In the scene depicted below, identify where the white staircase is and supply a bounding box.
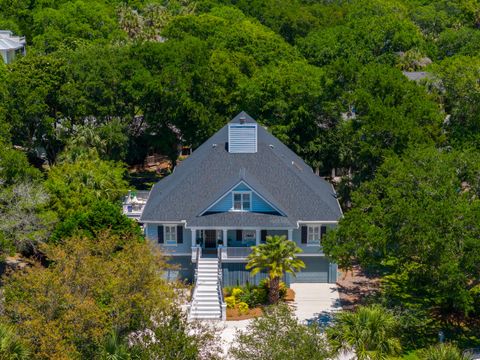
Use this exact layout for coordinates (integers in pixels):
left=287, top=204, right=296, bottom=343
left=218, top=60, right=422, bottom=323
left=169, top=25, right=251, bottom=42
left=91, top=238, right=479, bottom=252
left=189, top=257, right=225, bottom=320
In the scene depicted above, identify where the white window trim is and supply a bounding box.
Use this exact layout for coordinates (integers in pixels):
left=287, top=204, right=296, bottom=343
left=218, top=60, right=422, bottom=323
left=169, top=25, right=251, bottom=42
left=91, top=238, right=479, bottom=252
left=307, top=225, right=321, bottom=246
left=164, top=225, right=177, bottom=246
left=231, top=191, right=252, bottom=212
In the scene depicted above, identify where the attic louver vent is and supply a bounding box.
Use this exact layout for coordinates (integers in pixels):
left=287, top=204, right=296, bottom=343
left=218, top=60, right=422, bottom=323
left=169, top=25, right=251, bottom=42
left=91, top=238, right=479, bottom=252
left=228, top=123, right=257, bottom=153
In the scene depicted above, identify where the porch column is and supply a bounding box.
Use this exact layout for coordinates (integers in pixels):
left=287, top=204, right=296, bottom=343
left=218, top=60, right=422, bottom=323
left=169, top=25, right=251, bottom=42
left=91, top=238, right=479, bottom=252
left=222, top=229, right=228, bottom=246
left=288, top=228, right=293, bottom=241
left=191, top=227, right=196, bottom=246
left=256, top=229, right=261, bottom=245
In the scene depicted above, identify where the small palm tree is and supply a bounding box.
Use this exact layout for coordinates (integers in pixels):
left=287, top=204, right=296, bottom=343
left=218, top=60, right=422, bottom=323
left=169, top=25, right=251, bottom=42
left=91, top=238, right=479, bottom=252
left=327, top=305, right=401, bottom=360
left=100, top=331, right=130, bottom=360
left=246, top=235, right=305, bottom=304
left=421, top=343, right=465, bottom=360
left=0, top=323, right=29, bottom=360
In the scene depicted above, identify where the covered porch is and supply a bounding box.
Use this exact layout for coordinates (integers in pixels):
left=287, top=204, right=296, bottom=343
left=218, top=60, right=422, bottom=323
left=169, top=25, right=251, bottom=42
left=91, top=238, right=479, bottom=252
left=190, top=228, right=290, bottom=261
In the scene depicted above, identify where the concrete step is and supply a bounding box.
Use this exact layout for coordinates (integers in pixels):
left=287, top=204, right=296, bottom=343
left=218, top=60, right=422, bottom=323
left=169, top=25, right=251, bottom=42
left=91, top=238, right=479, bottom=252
left=194, top=294, right=219, bottom=300
left=190, top=309, right=221, bottom=317
left=198, top=265, right=219, bottom=270
left=190, top=314, right=221, bottom=320
left=193, top=300, right=220, bottom=305
left=196, top=287, right=218, bottom=291
left=193, top=305, right=221, bottom=311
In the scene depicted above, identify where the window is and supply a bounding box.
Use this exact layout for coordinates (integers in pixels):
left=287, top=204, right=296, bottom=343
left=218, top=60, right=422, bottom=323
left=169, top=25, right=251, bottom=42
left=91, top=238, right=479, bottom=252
left=165, top=225, right=177, bottom=245
left=307, top=225, right=321, bottom=245
left=232, top=192, right=251, bottom=211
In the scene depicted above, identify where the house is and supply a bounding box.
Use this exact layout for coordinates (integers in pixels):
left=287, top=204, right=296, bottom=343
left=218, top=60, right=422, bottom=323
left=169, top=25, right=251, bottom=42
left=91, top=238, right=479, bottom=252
left=0, top=30, right=26, bottom=64
left=140, top=111, right=343, bottom=319
left=122, top=190, right=150, bottom=221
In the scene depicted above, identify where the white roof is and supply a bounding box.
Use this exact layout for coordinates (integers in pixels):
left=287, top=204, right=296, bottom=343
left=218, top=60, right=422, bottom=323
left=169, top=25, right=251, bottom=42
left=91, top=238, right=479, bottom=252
left=0, top=30, right=25, bottom=51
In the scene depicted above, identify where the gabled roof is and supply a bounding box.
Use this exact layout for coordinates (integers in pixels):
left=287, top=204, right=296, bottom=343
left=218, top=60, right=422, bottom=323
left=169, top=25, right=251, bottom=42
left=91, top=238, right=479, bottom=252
left=140, top=112, right=342, bottom=227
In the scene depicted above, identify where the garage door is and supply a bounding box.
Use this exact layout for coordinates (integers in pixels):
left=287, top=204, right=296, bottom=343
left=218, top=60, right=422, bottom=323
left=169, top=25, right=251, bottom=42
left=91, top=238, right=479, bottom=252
left=291, top=257, right=330, bottom=283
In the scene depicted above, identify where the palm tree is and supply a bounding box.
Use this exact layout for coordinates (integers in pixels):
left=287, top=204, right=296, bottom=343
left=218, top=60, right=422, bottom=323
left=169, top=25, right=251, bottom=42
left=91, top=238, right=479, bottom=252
left=246, top=235, right=305, bottom=304
left=0, top=323, right=29, bottom=360
left=421, top=344, right=465, bottom=360
left=327, top=305, right=401, bottom=360
left=100, top=331, right=130, bottom=360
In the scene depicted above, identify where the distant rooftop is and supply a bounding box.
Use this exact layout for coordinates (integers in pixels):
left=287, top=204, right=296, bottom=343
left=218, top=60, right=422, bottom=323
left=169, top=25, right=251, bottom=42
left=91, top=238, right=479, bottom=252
left=402, top=71, right=430, bottom=81
left=0, top=30, right=26, bottom=51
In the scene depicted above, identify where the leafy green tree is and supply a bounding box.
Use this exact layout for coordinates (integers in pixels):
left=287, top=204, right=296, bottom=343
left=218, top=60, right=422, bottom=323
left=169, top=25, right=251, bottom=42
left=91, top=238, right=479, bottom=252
left=239, top=60, right=339, bottom=173
left=50, top=199, right=141, bottom=244
left=0, top=323, right=30, bottom=360
left=0, top=145, right=56, bottom=256
left=31, top=0, right=121, bottom=53
left=128, top=311, right=222, bottom=360
left=3, top=231, right=177, bottom=359
left=4, top=54, right=67, bottom=162
left=45, top=152, right=128, bottom=219
left=420, top=343, right=465, bottom=360
left=323, top=147, right=480, bottom=319
left=327, top=305, right=402, bottom=360
left=246, top=235, right=304, bottom=304
left=432, top=55, right=480, bottom=146
left=230, top=304, right=329, bottom=360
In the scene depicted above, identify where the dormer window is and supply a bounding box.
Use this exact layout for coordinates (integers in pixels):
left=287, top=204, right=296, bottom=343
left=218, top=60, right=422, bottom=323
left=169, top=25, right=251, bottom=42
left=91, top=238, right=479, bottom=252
left=233, top=192, right=251, bottom=211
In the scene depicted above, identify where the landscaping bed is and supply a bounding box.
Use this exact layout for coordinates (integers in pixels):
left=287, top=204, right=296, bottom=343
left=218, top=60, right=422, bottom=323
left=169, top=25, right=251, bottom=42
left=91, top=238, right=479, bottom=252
left=224, top=280, right=295, bottom=321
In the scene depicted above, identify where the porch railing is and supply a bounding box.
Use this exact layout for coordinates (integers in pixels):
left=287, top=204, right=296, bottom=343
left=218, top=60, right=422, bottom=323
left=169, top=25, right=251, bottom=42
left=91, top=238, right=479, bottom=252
left=191, top=246, right=202, bottom=262
left=226, top=247, right=252, bottom=259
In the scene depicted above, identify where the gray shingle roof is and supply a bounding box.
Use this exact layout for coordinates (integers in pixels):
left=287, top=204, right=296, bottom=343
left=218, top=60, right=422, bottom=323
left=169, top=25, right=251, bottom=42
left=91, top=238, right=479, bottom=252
left=140, top=111, right=342, bottom=227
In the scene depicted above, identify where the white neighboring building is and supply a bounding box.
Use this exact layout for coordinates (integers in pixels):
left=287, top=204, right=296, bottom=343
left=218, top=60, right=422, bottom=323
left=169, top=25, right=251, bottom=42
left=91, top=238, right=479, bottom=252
left=0, top=30, right=26, bottom=64
left=122, top=190, right=150, bottom=221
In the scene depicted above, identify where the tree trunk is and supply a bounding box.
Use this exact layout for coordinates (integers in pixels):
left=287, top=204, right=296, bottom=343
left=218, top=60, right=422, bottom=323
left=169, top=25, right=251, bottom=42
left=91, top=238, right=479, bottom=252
left=268, top=276, right=280, bottom=304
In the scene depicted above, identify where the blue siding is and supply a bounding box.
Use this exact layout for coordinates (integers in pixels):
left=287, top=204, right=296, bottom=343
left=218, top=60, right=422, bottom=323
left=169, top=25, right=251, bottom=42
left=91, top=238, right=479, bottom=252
left=291, top=224, right=336, bottom=255
left=222, top=262, right=290, bottom=287
left=207, top=183, right=278, bottom=213
left=164, top=256, right=194, bottom=283
left=145, top=224, right=193, bottom=255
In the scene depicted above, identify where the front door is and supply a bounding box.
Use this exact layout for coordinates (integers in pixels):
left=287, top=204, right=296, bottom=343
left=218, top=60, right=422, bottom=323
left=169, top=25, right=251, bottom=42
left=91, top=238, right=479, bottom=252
left=204, top=230, right=217, bottom=249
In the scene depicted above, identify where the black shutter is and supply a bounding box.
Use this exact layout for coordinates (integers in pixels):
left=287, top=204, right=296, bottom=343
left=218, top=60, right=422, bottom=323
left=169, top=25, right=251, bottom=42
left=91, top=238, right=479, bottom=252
left=301, top=226, right=308, bottom=244
left=177, top=226, right=183, bottom=244
left=158, top=225, right=164, bottom=244
left=320, top=225, right=327, bottom=240
left=261, top=230, right=267, bottom=243
left=236, top=229, right=242, bottom=242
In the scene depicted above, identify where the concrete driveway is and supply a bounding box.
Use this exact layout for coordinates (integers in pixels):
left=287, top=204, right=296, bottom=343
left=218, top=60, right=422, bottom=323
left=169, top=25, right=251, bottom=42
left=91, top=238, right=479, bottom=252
left=290, top=283, right=342, bottom=323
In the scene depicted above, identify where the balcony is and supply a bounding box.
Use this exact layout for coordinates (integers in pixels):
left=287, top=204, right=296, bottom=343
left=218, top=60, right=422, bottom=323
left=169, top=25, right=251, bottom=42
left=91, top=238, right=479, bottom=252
left=218, top=245, right=252, bottom=261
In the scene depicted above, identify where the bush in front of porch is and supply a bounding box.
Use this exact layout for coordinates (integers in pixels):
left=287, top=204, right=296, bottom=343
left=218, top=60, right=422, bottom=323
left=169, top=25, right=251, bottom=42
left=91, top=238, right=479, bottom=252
left=224, top=279, right=294, bottom=320
left=246, top=235, right=305, bottom=304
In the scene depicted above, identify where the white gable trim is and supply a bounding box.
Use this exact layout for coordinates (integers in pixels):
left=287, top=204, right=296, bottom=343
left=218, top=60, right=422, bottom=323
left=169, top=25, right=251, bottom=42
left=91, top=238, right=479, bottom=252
left=198, top=180, right=286, bottom=216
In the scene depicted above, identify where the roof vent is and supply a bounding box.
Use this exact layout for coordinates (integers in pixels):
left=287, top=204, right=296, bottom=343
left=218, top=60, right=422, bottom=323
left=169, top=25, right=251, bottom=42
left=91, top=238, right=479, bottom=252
left=228, top=123, right=257, bottom=153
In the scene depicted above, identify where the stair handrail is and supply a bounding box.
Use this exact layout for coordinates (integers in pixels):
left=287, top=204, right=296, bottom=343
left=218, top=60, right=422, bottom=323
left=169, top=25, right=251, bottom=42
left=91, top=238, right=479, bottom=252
left=189, top=247, right=202, bottom=319
left=218, top=247, right=226, bottom=320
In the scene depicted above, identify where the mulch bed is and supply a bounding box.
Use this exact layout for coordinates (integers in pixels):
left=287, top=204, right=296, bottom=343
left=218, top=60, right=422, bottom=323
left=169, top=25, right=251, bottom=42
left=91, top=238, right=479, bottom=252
left=227, top=307, right=263, bottom=321
left=226, top=288, right=296, bottom=320
left=336, top=265, right=380, bottom=310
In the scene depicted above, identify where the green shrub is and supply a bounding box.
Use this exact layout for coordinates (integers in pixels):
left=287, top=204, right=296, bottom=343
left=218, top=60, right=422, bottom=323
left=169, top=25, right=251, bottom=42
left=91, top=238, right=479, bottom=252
left=226, top=296, right=236, bottom=309
left=240, top=287, right=268, bottom=308
left=224, top=287, right=233, bottom=297
left=238, top=302, right=249, bottom=315
left=232, top=288, right=243, bottom=299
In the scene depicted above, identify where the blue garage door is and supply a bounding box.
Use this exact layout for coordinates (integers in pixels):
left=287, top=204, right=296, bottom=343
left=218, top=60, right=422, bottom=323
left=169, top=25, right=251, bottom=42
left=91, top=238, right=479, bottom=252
left=291, top=257, right=332, bottom=283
